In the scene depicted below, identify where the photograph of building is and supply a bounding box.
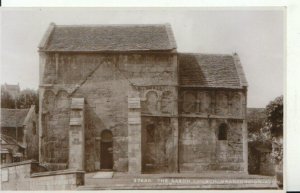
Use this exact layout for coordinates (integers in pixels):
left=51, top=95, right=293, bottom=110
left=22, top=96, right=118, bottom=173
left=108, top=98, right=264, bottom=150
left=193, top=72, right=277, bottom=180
left=0, top=8, right=284, bottom=190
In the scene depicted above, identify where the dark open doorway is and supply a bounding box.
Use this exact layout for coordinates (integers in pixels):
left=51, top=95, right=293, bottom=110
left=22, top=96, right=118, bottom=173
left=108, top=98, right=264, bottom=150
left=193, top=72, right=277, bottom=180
left=100, top=130, right=113, bottom=170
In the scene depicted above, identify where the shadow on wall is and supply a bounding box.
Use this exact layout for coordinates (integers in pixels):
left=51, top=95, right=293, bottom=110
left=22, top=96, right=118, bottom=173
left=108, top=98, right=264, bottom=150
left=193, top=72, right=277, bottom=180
left=84, top=103, right=106, bottom=172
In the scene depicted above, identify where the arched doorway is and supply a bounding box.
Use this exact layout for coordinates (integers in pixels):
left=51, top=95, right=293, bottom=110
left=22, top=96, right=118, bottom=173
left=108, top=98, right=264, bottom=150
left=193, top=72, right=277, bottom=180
left=100, top=130, right=113, bottom=170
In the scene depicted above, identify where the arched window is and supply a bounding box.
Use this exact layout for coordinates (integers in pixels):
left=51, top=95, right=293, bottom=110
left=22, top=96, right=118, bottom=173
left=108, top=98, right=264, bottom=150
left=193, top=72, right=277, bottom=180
left=218, top=123, right=228, bottom=140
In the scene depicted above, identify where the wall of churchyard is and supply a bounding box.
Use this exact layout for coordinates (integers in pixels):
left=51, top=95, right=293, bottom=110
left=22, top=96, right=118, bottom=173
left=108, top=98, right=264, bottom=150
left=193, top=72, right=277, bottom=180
left=40, top=52, right=177, bottom=172
left=1, top=161, right=84, bottom=190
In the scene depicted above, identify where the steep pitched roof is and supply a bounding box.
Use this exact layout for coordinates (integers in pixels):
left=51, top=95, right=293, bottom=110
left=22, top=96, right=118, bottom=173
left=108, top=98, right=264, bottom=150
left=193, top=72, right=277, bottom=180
left=178, top=53, right=248, bottom=89
left=39, top=23, right=177, bottom=52
left=0, top=108, right=30, bottom=128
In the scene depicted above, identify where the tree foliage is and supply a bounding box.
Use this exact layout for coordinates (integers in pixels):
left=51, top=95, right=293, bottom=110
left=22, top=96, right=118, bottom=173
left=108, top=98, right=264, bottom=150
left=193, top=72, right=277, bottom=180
left=265, top=95, right=283, bottom=165
left=247, top=108, right=270, bottom=143
left=265, top=95, right=283, bottom=137
left=16, top=89, right=39, bottom=112
left=1, top=88, right=39, bottom=112
left=247, top=96, right=283, bottom=165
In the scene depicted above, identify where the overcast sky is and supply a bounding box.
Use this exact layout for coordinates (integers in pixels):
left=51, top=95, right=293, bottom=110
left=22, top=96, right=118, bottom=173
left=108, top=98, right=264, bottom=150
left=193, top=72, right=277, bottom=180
left=0, top=8, right=284, bottom=108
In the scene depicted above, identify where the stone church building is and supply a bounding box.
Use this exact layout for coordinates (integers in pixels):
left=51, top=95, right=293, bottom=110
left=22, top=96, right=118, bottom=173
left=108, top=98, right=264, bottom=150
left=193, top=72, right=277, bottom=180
left=38, top=23, right=248, bottom=174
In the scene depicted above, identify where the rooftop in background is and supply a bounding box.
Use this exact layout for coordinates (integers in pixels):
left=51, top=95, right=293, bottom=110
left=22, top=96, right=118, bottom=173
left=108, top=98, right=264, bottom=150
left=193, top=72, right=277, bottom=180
left=0, top=107, right=34, bottom=128
left=39, top=23, right=177, bottom=52
left=179, top=53, right=248, bottom=89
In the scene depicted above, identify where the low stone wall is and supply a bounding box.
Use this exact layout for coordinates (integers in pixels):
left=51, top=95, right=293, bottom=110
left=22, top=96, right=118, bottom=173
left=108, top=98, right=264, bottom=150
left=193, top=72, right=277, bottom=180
left=1, top=160, right=84, bottom=190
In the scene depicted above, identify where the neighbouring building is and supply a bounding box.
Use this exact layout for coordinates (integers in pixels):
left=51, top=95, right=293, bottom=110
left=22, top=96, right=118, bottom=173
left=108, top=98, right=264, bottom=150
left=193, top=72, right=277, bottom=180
left=0, top=106, right=39, bottom=164
left=1, top=83, right=20, bottom=99
left=38, top=23, right=248, bottom=173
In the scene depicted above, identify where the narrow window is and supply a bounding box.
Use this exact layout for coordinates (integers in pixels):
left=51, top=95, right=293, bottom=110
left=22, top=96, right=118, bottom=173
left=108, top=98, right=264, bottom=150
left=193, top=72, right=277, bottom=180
left=32, top=121, right=37, bottom=135
left=218, top=123, right=228, bottom=140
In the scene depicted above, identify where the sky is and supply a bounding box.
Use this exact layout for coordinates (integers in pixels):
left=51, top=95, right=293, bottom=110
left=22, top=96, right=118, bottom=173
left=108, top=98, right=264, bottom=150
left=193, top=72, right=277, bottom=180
left=0, top=8, right=284, bottom=108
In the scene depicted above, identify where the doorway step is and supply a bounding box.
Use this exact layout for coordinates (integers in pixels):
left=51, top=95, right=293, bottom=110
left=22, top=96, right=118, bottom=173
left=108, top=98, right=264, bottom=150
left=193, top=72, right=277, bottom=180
left=91, top=171, right=114, bottom=179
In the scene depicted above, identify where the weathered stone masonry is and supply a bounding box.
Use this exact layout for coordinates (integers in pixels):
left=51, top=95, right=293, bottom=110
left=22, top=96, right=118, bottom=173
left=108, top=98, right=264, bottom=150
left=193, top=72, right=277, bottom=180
left=38, top=23, right=248, bottom=174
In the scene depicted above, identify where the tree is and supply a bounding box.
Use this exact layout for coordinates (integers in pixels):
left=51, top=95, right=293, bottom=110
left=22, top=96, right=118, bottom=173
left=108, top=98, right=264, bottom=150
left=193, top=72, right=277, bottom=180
left=265, top=95, right=283, bottom=188
left=16, top=89, right=39, bottom=112
left=247, top=108, right=271, bottom=143
left=1, top=88, right=16, bottom=108
left=264, top=96, right=283, bottom=165
left=265, top=95, right=283, bottom=138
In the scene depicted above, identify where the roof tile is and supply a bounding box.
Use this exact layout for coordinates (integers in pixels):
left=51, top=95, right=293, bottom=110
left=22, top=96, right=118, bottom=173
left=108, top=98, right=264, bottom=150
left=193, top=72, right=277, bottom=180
left=41, top=24, right=177, bottom=52
left=179, top=53, right=247, bottom=88
left=1, top=108, right=30, bottom=128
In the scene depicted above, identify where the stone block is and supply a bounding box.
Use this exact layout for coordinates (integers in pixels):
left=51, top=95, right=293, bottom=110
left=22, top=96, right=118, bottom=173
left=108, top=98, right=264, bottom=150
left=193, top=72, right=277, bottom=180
left=71, top=98, right=84, bottom=109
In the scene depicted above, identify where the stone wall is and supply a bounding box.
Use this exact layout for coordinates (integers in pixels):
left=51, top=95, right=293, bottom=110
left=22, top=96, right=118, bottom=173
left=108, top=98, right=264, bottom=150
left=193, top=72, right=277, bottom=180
left=39, top=51, right=247, bottom=173
left=259, top=152, right=275, bottom=176
left=40, top=52, right=176, bottom=172
left=40, top=89, right=70, bottom=168
left=141, top=117, right=173, bottom=172
left=179, top=89, right=245, bottom=118
left=248, top=142, right=275, bottom=176
left=178, top=88, right=246, bottom=173
left=1, top=161, right=84, bottom=190
left=179, top=118, right=244, bottom=172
